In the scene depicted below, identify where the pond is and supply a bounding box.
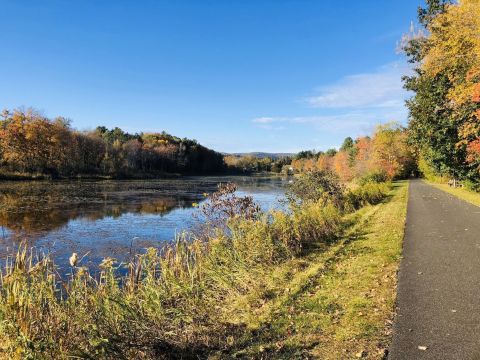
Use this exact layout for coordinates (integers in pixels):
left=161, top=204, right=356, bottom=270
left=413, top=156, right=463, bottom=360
left=0, top=176, right=288, bottom=270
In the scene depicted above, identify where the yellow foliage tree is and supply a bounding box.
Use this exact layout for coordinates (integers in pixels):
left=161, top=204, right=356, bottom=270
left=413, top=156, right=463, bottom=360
left=423, top=0, right=480, bottom=108
left=371, top=123, right=413, bottom=179
left=422, top=0, right=480, bottom=169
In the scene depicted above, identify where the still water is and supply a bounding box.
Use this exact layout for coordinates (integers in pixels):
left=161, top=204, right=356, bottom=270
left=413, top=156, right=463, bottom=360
left=0, top=176, right=287, bottom=269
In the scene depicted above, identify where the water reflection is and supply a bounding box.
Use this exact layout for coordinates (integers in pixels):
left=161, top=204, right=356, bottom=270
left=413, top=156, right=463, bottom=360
left=0, top=176, right=286, bottom=268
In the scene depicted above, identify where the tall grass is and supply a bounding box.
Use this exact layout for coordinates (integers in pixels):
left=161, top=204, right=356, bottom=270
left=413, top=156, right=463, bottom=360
left=345, top=182, right=391, bottom=211
left=0, top=180, right=390, bottom=359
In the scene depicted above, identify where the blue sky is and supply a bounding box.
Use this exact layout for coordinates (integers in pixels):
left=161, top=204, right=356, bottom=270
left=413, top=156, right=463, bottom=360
left=0, top=0, right=420, bottom=153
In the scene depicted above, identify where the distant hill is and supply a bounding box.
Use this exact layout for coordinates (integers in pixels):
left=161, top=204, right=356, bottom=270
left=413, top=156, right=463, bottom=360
left=226, top=152, right=294, bottom=159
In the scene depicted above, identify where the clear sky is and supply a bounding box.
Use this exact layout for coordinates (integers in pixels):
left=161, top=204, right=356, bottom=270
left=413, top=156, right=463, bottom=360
left=0, top=0, right=421, bottom=153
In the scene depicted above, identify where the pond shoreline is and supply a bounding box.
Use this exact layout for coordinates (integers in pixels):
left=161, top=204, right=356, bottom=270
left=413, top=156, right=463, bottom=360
left=0, top=170, right=282, bottom=182
left=0, top=176, right=288, bottom=269
left=0, top=171, right=187, bottom=182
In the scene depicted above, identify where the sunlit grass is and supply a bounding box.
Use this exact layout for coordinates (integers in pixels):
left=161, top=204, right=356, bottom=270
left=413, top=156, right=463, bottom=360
left=214, top=181, right=408, bottom=359
left=0, top=181, right=402, bottom=359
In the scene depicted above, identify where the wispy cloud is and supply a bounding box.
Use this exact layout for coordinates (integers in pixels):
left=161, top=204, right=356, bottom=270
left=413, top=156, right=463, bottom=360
left=252, top=108, right=406, bottom=135
left=252, top=117, right=279, bottom=124
left=249, top=61, right=410, bottom=151
left=305, top=62, right=409, bottom=109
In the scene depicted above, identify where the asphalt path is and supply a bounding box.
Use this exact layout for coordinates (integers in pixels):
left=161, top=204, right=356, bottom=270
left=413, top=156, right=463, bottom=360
left=389, top=180, right=480, bottom=359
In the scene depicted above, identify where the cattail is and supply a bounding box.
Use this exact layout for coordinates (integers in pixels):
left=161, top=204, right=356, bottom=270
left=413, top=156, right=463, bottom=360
left=99, top=257, right=115, bottom=269
left=69, top=253, right=78, bottom=267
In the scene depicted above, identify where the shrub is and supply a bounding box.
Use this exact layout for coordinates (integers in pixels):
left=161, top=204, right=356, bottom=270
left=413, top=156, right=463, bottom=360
left=269, top=210, right=299, bottom=254
left=291, top=203, right=344, bottom=250
left=228, top=216, right=287, bottom=266
left=286, top=170, right=345, bottom=208
left=463, top=179, right=480, bottom=192
left=358, top=171, right=388, bottom=185
left=345, top=182, right=390, bottom=211
left=267, top=203, right=344, bottom=254
left=417, top=156, right=448, bottom=183
left=196, top=182, right=261, bottom=238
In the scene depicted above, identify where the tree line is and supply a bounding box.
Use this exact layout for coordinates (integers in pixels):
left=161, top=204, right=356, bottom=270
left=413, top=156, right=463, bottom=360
left=0, top=108, right=225, bottom=178
left=224, top=154, right=292, bottom=173
left=403, top=0, right=480, bottom=187
left=290, top=123, right=416, bottom=182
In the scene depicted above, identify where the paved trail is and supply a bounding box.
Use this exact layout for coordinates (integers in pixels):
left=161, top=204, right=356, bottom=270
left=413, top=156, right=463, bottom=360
left=390, top=180, right=480, bottom=360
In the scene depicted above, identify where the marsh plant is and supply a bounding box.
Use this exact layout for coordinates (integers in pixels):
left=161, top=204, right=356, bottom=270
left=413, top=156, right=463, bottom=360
left=194, top=182, right=261, bottom=239
left=0, top=178, right=390, bottom=359
left=286, top=170, right=346, bottom=208
left=286, top=170, right=389, bottom=212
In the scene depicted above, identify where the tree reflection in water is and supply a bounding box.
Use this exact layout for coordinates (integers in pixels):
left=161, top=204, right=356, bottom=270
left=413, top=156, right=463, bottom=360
left=0, top=176, right=286, bottom=269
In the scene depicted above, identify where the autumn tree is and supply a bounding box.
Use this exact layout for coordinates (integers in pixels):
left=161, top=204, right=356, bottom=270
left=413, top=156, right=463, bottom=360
left=403, top=0, right=480, bottom=182
left=291, top=125, right=413, bottom=182
left=0, top=108, right=225, bottom=178
left=371, top=123, right=414, bottom=179
left=316, top=153, right=333, bottom=172
left=353, top=136, right=373, bottom=178
left=333, top=151, right=353, bottom=181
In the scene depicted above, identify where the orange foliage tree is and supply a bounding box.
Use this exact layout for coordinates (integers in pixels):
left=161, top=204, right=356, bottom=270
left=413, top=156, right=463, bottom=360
left=333, top=151, right=353, bottom=181
left=371, top=123, right=414, bottom=179
left=290, top=124, right=413, bottom=181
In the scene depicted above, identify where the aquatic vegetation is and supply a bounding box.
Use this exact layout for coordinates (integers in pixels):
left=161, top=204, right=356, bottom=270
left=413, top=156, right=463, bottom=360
left=0, top=180, right=391, bottom=359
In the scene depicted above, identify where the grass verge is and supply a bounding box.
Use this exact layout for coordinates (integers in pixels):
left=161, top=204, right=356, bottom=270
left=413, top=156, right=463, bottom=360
left=427, top=181, right=480, bottom=208
left=216, top=180, right=408, bottom=359
left=0, top=180, right=407, bottom=359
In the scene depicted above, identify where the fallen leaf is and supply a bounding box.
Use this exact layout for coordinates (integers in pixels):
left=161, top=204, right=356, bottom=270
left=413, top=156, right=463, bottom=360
left=355, top=350, right=365, bottom=358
